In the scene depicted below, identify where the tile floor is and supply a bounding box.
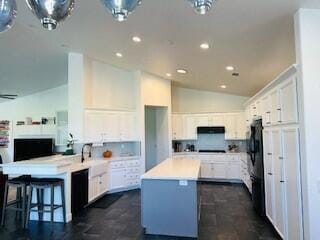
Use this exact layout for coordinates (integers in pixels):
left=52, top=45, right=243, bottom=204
left=0, top=182, right=281, bottom=240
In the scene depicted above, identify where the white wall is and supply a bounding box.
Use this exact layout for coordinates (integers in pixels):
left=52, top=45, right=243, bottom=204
left=172, top=87, right=249, bottom=113
left=294, top=9, right=320, bottom=240
left=68, top=53, right=138, bottom=143
left=136, top=71, right=172, bottom=172
left=0, top=85, right=68, bottom=163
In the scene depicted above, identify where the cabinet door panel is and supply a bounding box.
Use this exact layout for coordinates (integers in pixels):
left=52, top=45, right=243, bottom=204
left=282, top=128, right=303, bottom=240
left=270, top=90, right=281, bottom=125
left=261, top=95, right=271, bottom=126
left=89, top=176, right=99, bottom=202
left=211, top=114, right=225, bottom=126
left=103, top=112, right=120, bottom=142
left=99, top=172, right=109, bottom=194
left=224, top=114, right=236, bottom=140
left=235, top=113, right=246, bottom=139
left=110, top=168, right=127, bottom=190
left=213, top=163, right=228, bottom=178
left=185, top=115, right=198, bottom=140
left=279, top=78, right=298, bottom=124
left=271, top=129, right=286, bottom=237
left=263, top=130, right=275, bottom=223
left=172, top=114, right=184, bottom=140
left=120, top=112, right=137, bottom=141
left=196, top=115, right=210, bottom=127
left=200, top=163, right=214, bottom=178
left=85, top=111, right=104, bottom=143
left=227, top=163, right=240, bottom=179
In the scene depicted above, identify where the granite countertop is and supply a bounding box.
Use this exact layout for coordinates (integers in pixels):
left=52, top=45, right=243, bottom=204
left=141, top=158, right=201, bottom=181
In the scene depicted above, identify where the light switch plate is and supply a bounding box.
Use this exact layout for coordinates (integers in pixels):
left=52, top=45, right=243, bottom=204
left=179, top=180, right=188, bottom=186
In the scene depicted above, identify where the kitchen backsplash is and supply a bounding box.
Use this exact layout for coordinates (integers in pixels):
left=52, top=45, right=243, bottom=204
left=73, top=142, right=141, bottom=158
left=174, top=134, right=247, bottom=152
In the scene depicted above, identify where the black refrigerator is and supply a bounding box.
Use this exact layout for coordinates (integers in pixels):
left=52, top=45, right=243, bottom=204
left=248, top=119, right=265, bottom=216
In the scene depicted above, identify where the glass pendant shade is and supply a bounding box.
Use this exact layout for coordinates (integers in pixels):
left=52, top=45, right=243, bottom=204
left=26, top=0, right=75, bottom=30
left=189, top=0, right=215, bottom=15
left=0, top=0, right=17, bottom=33
left=101, top=0, right=142, bottom=22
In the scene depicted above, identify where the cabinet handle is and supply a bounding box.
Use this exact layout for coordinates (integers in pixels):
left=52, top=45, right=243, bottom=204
left=266, top=111, right=271, bottom=114
left=277, top=108, right=281, bottom=111
left=280, top=180, right=285, bottom=183
left=268, top=173, right=273, bottom=175
left=279, top=157, right=284, bottom=160
left=267, top=153, right=272, bottom=156
left=278, top=120, right=282, bottom=123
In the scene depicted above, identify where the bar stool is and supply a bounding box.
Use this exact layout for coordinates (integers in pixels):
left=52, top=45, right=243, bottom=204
left=1, top=176, right=31, bottom=228
left=25, top=178, right=66, bottom=228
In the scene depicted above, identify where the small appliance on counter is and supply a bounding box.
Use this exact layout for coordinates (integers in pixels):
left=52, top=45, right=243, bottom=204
left=184, top=144, right=196, bottom=152
left=228, top=144, right=239, bottom=152
left=173, top=142, right=183, bottom=152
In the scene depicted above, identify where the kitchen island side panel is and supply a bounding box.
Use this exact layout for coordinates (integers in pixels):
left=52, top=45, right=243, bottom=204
left=141, top=179, right=198, bottom=238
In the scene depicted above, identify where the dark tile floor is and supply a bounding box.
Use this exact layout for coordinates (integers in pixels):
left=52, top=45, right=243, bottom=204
left=0, top=182, right=281, bottom=240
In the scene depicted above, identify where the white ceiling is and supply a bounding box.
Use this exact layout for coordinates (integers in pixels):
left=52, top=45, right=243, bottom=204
left=1, top=0, right=320, bottom=100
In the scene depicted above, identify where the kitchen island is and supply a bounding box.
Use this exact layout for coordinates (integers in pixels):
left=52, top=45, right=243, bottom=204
left=141, top=158, right=201, bottom=238
left=1, top=155, right=102, bottom=223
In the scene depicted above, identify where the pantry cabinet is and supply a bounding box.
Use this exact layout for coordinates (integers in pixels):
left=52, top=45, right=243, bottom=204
left=84, top=110, right=138, bottom=143
left=279, top=78, right=298, bottom=124
left=263, top=127, right=303, bottom=240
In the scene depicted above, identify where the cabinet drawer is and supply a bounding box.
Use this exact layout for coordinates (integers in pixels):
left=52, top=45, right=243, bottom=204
left=226, top=155, right=240, bottom=162
left=126, top=160, right=140, bottom=167
left=126, top=167, right=140, bottom=174
left=110, top=161, right=126, bottom=169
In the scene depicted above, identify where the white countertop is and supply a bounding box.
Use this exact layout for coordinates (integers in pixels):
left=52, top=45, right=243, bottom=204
left=141, top=158, right=201, bottom=181
left=172, top=151, right=244, bottom=155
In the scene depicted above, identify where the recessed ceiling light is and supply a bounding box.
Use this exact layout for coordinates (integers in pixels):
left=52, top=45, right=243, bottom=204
left=116, top=52, right=123, bottom=58
left=166, top=73, right=172, bottom=77
left=132, top=36, right=142, bottom=43
left=226, top=66, right=234, bottom=71
left=220, top=85, right=227, bottom=89
left=177, top=69, right=188, bottom=74
left=200, top=43, right=210, bottom=50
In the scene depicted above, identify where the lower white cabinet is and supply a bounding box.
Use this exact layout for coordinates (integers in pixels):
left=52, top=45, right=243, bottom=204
left=200, top=162, right=214, bottom=178
left=109, top=168, right=127, bottom=189
left=89, top=172, right=109, bottom=202
left=109, top=159, right=141, bottom=191
left=263, top=127, right=303, bottom=240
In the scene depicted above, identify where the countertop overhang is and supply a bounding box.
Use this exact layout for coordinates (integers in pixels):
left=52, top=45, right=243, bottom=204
left=141, top=158, right=201, bottom=181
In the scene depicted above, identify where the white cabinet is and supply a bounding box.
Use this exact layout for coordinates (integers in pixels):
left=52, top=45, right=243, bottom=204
left=211, top=114, right=225, bottom=126
left=279, top=78, right=298, bottom=124
left=224, top=114, right=237, bottom=140
left=109, top=168, right=127, bottom=189
left=184, top=115, right=198, bottom=140
left=109, top=159, right=141, bottom=191
left=120, top=112, right=137, bottom=141
left=172, top=114, right=184, bottom=140
left=227, top=162, right=240, bottom=179
left=224, top=113, right=246, bottom=140
left=270, top=89, right=281, bottom=125
left=212, top=163, right=228, bottom=178
left=84, top=110, right=138, bottom=143
left=263, top=129, right=275, bottom=224
left=200, top=162, right=214, bottom=178
left=261, top=95, right=271, bottom=127
left=196, top=115, right=210, bottom=127
left=264, top=127, right=303, bottom=240
left=89, top=172, right=109, bottom=202
left=282, top=127, right=303, bottom=240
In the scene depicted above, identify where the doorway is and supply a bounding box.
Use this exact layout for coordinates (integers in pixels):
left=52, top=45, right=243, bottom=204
left=144, top=106, right=169, bottom=171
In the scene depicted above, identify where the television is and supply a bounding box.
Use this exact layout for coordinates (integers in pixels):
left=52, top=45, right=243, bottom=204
left=14, top=138, right=54, bottom=162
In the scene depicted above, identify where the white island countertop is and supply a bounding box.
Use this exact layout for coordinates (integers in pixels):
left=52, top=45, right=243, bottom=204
left=141, top=158, right=201, bottom=181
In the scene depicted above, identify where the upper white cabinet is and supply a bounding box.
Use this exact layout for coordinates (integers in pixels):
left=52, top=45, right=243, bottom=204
left=84, top=110, right=138, bottom=143
left=172, top=112, right=246, bottom=141
left=246, top=73, right=298, bottom=127
left=279, top=78, right=298, bottom=124
left=172, top=114, right=184, bottom=140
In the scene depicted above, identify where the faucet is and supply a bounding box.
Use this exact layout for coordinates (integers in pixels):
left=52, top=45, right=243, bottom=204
left=81, top=143, right=93, bottom=163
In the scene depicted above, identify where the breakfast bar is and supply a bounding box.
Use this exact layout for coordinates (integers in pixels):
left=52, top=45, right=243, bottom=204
left=141, top=158, right=201, bottom=238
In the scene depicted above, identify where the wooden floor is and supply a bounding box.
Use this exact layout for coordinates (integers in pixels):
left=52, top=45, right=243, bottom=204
left=0, top=182, right=281, bottom=240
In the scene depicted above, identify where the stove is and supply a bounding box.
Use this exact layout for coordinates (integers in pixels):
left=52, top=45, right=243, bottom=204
left=198, top=150, right=226, bottom=153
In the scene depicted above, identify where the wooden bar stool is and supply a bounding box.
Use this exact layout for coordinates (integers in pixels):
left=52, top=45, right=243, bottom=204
left=25, top=178, right=66, bottom=228
left=1, top=176, right=31, bottom=228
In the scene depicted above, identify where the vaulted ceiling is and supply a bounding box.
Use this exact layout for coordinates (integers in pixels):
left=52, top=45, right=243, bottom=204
left=0, top=0, right=319, bottom=100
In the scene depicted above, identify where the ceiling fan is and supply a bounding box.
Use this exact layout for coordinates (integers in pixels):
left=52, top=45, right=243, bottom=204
left=0, top=94, right=18, bottom=100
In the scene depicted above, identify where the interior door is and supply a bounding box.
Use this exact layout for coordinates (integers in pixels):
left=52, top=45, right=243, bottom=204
left=282, top=127, right=303, bottom=240
left=271, top=129, right=286, bottom=238
left=263, top=130, right=275, bottom=224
